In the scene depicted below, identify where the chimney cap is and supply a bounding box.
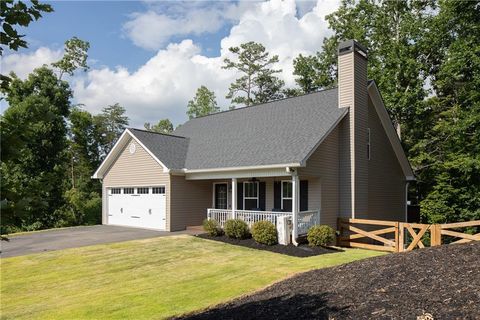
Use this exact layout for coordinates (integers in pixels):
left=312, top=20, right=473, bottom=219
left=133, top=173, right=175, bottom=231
left=338, top=39, right=367, bottom=58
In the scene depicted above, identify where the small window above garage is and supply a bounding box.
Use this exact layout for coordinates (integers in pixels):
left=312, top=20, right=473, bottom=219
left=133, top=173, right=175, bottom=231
left=152, top=187, right=165, bottom=194
left=123, top=187, right=134, bottom=194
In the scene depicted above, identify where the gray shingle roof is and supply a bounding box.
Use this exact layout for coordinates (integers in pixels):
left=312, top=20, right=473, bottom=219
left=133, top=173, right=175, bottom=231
left=130, top=88, right=345, bottom=171
left=178, top=88, right=344, bottom=170
left=128, top=128, right=189, bottom=170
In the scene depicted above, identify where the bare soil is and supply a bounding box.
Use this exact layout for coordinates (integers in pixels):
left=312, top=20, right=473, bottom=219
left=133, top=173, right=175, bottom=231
left=177, top=242, right=480, bottom=320
left=196, top=234, right=340, bottom=257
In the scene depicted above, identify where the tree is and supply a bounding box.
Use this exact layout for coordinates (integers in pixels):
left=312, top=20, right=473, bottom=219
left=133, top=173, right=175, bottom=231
left=413, top=0, right=480, bottom=224
left=0, top=0, right=53, bottom=89
left=0, top=67, right=72, bottom=231
left=144, top=119, right=173, bottom=134
left=0, top=0, right=53, bottom=55
left=186, top=85, right=219, bottom=119
left=95, top=103, right=129, bottom=157
left=223, top=41, right=284, bottom=107
left=292, top=37, right=339, bottom=93
left=51, top=37, right=90, bottom=80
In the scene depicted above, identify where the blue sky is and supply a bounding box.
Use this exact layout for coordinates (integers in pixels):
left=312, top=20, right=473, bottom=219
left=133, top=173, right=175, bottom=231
left=17, top=1, right=233, bottom=71
left=2, top=0, right=338, bottom=127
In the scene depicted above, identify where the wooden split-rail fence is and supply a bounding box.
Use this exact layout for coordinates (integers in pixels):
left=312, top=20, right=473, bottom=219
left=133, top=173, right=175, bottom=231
left=337, top=218, right=480, bottom=253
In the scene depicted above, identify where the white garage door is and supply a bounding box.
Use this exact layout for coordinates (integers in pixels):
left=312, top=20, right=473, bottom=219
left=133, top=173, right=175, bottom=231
left=107, top=186, right=166, bottom=230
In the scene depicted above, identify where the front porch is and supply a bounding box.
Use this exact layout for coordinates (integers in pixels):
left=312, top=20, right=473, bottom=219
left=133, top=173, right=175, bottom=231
left=207, top=208, right=320, bottom=237
left=201, top=174, right=321, bottom=242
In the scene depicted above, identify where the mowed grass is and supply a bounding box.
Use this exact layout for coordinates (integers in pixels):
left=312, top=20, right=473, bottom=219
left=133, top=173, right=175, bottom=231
left=1, top=235, right=384, bottom=319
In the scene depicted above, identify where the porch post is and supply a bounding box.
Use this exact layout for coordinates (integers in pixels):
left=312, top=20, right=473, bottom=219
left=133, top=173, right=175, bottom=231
left=232, top=178, right=237, bottom=219
left=292, top=173, right=299, bottom=246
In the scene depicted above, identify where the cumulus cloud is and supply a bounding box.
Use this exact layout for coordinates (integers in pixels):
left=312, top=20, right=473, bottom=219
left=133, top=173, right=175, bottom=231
left=74, top=0, right=340, bottom=127
left=2, top=0, right=339, bottom=126
left=0, top=47, right=62, bottom=79
left=73, top=40, right=233, bottom=127
left=122, top=1, right=251, bottom=51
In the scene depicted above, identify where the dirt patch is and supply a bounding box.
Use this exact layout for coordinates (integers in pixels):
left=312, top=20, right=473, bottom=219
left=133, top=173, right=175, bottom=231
left=176, top=242, right=480, bottom=319
left=196, top=234, right=340, bottom=257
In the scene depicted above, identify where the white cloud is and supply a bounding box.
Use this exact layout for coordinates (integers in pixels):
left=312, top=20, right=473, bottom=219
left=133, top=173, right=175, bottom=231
left=73, top=40, right=232, bottom=127
left=73, top=0, right=341, bottom=127
left=0, top=47, right=62, bottom=79
left=122, top=1, right=256, bottom=51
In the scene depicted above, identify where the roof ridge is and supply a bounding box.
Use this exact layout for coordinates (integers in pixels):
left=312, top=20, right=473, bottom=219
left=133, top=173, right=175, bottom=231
left=185, top=86, right=338, bottom=122
left=129, top=127, right=187, bottom=139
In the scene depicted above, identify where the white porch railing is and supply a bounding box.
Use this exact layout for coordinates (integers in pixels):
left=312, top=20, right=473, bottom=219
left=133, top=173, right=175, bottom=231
left=235, top=210, right=291, bottom=228
left=207, top=209, right=291, bottom=228
left=207, top=209, right=232, bottom=228
left=207, top=208, right=320, bottom=236
left=297, top=210, right=321, bottom=235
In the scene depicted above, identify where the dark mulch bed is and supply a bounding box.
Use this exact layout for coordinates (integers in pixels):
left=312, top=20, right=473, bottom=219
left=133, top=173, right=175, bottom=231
left=176, top=242, right=480, bottom=320
left=196, top=234, right=340, bottom=257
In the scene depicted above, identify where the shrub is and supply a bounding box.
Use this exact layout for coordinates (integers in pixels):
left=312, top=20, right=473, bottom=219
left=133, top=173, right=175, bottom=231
left=202, top=219, right=223, bottom=237
left=251, top=221, right=277, bottom=245
left=224, top=219, right=250, bottom=239
left=307, top=225, right=336, bottom=247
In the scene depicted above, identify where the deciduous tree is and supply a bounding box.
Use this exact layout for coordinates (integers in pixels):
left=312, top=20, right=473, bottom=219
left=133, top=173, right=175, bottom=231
left=144, top=119, right=174, bottom=134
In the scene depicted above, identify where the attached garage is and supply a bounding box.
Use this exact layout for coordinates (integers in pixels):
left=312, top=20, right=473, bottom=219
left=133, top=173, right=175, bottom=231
left=107, top=186, right=166, bottom=230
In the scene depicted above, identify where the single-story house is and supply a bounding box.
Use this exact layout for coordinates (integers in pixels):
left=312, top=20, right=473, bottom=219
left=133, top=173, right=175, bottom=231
left=93, top=40, right=415, bottom=242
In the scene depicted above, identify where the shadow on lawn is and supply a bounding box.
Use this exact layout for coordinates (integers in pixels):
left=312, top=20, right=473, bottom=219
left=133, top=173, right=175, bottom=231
left=175, top=293, right=349, bottom=320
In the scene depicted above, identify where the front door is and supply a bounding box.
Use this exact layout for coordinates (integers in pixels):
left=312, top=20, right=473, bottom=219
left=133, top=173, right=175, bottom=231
left=214, top=183, right=228, bottom=209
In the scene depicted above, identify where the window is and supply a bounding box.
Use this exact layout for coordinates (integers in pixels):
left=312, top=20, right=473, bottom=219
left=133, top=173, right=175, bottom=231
left=282, top=181, right=293, bottom=211
left=243, top=181, right=259, bottom=210
left=123, top=187, right=134, bottom=194
left=137, top=187, right=149, bottom=194
left=152, top=187, right=165, bottom=194
left=367, top=128, right=371, bottom=160
left=111, top=188, right=121, bottom=194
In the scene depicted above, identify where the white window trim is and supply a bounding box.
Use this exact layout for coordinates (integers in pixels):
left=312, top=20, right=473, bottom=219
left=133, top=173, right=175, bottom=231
left=281, top=180, right=293, bottom=210
left=243, top=181, right=259, bottom=209
left=212, top=182, right=230, bottom=209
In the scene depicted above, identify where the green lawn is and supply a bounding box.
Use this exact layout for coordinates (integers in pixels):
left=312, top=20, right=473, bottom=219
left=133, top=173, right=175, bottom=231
left=1, top=235, right=384, bottom=319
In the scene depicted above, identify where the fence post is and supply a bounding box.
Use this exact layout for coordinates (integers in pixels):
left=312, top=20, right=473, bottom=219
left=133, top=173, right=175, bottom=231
left=398, top=222, right=404, bottom=253
left=431, top=224, right=441, bottom=246
left=394, top=222, right=399, bottom=252
left=336, top=217, right=342, bottom=246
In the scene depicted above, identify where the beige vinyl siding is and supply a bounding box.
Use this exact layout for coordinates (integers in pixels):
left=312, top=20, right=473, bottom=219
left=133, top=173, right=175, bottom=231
left=102, top=137, right=171, bottom=228
left=338, top=117, right=352, bottom=218
left=169, top=176, right=211, bottom=231
left=298, top=125, right=339, bottom=228
left=367, top=98, right=406, bottom=221
left=351, top=52, right=369, bottom=218
left=338, top=50, right=369, bottom=219
left=265, top=179, right=274, bottom=210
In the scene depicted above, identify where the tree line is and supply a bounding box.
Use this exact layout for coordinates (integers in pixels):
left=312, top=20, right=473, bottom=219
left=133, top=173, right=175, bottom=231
left=1, top=0, right=479, bottom=234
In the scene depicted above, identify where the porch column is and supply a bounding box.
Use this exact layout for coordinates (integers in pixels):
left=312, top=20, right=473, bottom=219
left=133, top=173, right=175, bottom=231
left=232, top=178, right=237, bottom=219
left=292, top=174, right=299, bottom=245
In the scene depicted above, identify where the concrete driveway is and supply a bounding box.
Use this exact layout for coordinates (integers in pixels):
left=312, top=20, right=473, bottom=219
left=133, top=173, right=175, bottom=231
left=1, top=225, right=198, bottom=258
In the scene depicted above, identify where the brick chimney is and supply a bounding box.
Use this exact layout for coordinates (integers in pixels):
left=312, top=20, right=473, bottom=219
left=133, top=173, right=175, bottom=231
left=338, top=40, right=369, bottom=219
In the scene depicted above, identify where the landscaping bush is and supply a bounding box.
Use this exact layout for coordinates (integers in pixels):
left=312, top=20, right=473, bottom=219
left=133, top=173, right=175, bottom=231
left=202, top=219, right=222, bottom=237
left=251, top=221, right=278, bottom=245
left=307, top=225, right=336, bottom=247
left=224, top=219, right=250, bottom=239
